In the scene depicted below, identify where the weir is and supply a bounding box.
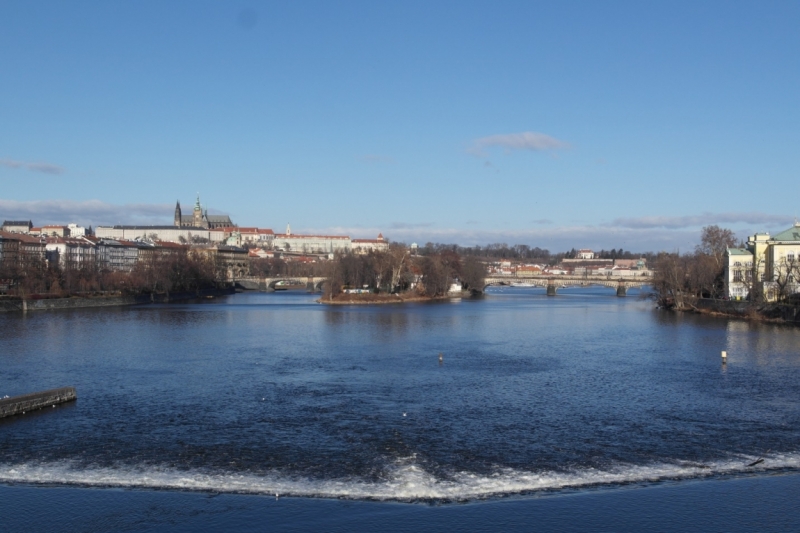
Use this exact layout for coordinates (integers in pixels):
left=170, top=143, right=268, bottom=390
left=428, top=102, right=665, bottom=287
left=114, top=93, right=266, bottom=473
left=0, top=387, right=77, bottom=419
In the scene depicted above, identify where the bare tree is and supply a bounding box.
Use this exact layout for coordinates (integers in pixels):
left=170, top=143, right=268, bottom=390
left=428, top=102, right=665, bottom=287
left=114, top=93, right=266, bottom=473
left=772, top=255, right=800, bottom=302
left=460, top=256, right=486, bottom=293
left=652, top=252, right=688, bottom=309
left=697, top=225, right=737, bottom=273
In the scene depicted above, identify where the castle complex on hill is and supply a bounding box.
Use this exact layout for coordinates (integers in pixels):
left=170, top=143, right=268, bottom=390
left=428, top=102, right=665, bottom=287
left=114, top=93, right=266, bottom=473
left=174, top=195, right=233, bottom=229
left=49, top=193, right=389, bottom=255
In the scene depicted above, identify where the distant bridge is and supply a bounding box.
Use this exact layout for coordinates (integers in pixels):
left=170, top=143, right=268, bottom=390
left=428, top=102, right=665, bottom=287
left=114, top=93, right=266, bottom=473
left=483, top=275, right=651, bottom=296
left=236, top=274, right=651, bottom=296
left=236, top=277, right=327, bottom=292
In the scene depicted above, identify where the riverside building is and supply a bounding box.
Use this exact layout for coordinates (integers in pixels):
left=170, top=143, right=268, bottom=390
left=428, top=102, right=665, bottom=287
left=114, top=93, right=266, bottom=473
left=725, top=222, right=800, bottom=301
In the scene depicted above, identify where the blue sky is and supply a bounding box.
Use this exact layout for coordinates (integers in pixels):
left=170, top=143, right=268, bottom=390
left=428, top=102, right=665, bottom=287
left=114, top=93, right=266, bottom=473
left=1, top=1, right=798, bottom=252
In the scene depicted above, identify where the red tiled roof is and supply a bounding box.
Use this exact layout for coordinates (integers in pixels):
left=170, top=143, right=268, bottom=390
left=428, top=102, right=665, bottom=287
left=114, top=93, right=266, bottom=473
left=153, top=241, right=188, bottom=249
left=0, top=230, right=44, bottom=243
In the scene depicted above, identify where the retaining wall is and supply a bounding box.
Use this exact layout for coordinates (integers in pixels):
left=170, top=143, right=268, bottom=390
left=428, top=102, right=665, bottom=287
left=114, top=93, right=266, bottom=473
left=0, top=387, right=77, bottom=419
left=0, top=287, right=234, bottom=313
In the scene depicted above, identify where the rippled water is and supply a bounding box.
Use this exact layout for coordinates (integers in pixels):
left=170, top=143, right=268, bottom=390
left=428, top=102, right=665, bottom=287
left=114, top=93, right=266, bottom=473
left=1, top=288, right=799, bottom=501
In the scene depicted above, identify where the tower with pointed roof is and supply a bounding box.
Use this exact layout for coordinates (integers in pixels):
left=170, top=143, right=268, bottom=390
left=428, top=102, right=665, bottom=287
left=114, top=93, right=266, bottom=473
left=173, top=193, right=234, bottom=228
left=192, top=194, right=203, bottom=227
left=174, top=200, right=182, bottom=227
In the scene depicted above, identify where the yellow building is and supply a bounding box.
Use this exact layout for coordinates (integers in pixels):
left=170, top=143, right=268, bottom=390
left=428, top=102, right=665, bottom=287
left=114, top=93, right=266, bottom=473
left=725, top=222, right=800, bottom=301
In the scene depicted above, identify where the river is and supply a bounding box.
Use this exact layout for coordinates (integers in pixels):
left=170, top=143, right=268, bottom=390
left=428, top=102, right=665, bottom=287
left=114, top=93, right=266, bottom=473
left=1, top=287, right=799, bottom=531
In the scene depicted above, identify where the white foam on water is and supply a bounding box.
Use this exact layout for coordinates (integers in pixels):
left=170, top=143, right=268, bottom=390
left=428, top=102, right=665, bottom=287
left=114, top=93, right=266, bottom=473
left=1, top=453, right=799, bottom=501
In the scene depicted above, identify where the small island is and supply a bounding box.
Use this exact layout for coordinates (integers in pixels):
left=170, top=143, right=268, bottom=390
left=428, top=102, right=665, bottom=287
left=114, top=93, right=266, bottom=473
left=316, top=246, right=485, bottom=305
left=320, top=292, right=456, bottom=305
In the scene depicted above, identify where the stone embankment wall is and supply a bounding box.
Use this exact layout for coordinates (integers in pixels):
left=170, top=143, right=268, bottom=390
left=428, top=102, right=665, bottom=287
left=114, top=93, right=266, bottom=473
left=0, top=387, right=77, bottom=419
left=0, top=287, right=234, bottom=313
left=236, top=280, right=262, bottom=290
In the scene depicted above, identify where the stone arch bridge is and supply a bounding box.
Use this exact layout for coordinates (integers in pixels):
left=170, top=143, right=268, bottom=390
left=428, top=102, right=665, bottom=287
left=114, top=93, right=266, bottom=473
left=236, top=277, right=327, bottom=292
left=236, top=275, right=650, bottom=296
left=483, top=275, right=651, bottom=296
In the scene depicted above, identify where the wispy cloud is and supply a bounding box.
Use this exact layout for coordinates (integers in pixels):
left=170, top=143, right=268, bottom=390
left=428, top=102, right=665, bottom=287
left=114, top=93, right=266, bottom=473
left=310, top=224, right=700, bottom=252
left=0, top=158, right=65, bottom=175
left=468, top=131, right=569, bottom=157
left=0, top=199, right=172, bottom=227
left=389, top=221, right=434, bottom=229
left=607, top=212, right=794, bottom=230
left=311, top=212, right=796, bottom=252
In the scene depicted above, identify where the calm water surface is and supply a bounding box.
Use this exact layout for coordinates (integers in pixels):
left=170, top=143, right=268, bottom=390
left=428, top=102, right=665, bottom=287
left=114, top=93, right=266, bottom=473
left=1, top=287, right=800, bottom=503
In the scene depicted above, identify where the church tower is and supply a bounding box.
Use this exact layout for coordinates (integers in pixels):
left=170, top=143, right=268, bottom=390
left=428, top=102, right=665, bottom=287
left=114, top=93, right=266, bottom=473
left=192, top=194, right=203, bottom=227
left=174, top=201, right=182, bottom=227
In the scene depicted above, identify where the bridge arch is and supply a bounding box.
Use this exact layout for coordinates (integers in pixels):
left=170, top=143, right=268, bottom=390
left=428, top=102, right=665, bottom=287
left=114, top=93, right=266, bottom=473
left=482, top=276, right=650, bottom=297
left=264, top=277, right=307, bottom=290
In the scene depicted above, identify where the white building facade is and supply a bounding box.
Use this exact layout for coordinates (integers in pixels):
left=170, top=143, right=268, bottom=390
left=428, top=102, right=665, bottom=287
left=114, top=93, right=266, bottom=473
left=273, top=234, right=351, bottom=254
left=725, top=223, right=800, bottom=301
left=351, top=233, right=389, bottom=254
left=96, top=225, right=211, bottom=243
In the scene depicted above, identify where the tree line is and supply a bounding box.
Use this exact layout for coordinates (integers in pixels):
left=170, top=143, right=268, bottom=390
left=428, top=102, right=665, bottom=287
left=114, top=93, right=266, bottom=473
left=651, top=225, right=800, bottom=310
left=1, top=249, right=224, bottom=298
left=651, top=225, right=737, bottom=309
left=411, top=242, right=655, bottom=264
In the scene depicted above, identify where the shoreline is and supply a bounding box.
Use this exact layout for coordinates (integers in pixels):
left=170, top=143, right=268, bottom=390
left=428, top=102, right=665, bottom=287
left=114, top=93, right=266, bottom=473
left=317, top=293, right=460, bottom=305
left=0, top=287, right=234, bottom=313
left=671, top=299, right=800, bottom=326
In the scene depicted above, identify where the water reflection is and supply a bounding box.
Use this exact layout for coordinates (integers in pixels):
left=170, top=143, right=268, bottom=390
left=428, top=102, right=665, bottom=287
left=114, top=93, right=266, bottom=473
left=725, top=319, right=800, bottom=367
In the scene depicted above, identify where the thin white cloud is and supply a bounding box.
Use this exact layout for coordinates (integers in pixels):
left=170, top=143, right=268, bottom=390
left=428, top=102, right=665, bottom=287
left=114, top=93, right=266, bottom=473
left=0, top=199, right=171, bottom=227
left=0, top=158, right=65, bottom=175
left=468, top=131, right=569, bottom=157
left=607, top=212, right=794, bottom=230
left=314, top=209, right=796, bottom=251
left=389, top=221, right=435, bottom=229
left=309, top=224, right=700, bottom=252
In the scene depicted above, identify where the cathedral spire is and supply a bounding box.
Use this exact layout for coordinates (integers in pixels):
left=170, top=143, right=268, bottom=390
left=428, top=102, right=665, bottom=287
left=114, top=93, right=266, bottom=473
left=174, top=200, right=182, bottom=227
